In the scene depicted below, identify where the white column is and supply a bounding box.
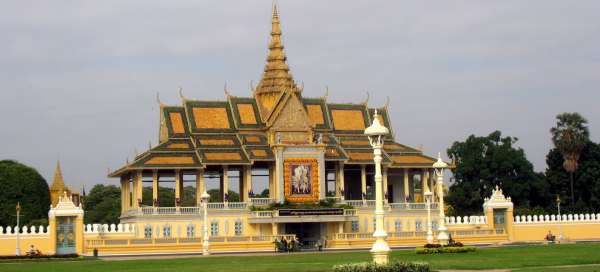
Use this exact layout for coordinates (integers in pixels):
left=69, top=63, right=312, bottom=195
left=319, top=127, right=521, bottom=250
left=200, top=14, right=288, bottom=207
left=222, top=165, right=229, bottom=202
left=361, top=165, right=367, bottom=201
left=244, top=166, right=252, bottom=202
left=383, top=167, right=388, bottom=203
left=338, top=162, right=345, bottom=200
left=135, top=171, right=143, bottom=208
left=120, top=176, right=127, bottom=213
left=196, top=168, right=205, bottom=206
left=174, top=169, right=182, bottom=207
left=152, top=170, right=159, bottom=207
left=403, top=169, right=410, bottom=202
left=422, top=169, right=428, bottom=202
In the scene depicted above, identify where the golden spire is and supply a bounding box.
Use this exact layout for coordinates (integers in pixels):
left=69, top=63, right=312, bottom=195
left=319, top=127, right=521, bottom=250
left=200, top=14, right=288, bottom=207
left=255, top=2, right=298, bottom=119
left=50, top=161, right=66, bottom=192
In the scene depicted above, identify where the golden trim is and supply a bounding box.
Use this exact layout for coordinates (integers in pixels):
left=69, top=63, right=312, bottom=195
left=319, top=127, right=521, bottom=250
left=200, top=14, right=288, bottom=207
left=283, top=158, right=319, bottom=203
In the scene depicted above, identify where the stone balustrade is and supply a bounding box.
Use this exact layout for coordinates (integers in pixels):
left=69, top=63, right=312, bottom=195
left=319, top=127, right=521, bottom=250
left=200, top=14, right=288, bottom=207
left=0, top=225, right=50, bottom=235
left=84, top=223, right=136, bottom=234
left=445, top=215, right=487, bottom=225
left=514, top=213, right=600, bottom=224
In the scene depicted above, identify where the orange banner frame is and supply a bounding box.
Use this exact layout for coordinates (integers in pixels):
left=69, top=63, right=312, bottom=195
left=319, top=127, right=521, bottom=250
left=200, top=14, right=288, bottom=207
left=283, top=158, right=320, bottom=203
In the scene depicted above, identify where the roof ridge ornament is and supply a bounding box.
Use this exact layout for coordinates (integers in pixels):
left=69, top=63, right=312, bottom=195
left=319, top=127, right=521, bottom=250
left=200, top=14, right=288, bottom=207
left=361, top=91, right=370, bottom=106
left=255, top=1, right=299, bottom=120
left=178, top=87, right=187, bottom=102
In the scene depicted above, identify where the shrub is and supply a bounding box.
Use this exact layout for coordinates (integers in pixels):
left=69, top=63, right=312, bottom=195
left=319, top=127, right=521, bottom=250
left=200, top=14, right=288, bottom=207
left=416, top=246, right=476, bottom=254
left=0, top=254, right=79, bottom=260
left=333, top=261, right=430, bottom=272
left=423, top=243, right=442, bottom=248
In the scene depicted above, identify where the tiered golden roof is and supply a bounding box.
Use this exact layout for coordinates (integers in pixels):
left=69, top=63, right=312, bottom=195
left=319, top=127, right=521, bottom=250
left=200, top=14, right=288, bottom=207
left=254, top=3, right=299, bottom=120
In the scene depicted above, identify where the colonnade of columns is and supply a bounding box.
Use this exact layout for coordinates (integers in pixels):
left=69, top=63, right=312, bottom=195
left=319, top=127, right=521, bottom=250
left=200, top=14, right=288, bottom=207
left=120, top=166, right=258, bottom=213
left=332, top=164, right=436, bottom=203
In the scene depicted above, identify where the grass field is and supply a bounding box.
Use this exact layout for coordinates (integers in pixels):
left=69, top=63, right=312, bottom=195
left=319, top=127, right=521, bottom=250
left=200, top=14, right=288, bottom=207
left=1, top=243, right=600, bottom=272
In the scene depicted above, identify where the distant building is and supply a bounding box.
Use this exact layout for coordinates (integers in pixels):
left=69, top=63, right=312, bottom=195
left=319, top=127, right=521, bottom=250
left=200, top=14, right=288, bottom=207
left=49, top=161, right=80, bottom=207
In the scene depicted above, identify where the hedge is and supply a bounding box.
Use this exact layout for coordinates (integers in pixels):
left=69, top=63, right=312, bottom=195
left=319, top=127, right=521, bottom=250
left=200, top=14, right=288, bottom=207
left=333, top=261, right=430, bottom=272
left=415, top=246, right=476, bottom=254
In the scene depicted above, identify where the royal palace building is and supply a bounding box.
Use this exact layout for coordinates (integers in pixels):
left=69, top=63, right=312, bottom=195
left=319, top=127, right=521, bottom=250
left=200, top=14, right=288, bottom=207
left=5, top=5, right=600, bottom=257
left=107, top=5, right=449, bottom=248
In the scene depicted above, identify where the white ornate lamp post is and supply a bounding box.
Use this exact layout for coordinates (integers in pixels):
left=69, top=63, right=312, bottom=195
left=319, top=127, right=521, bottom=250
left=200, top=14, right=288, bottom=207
left=433, top=153, right=449, bottom=244
left=15, top=202, right=21, bottom=256
left=201, top=191, right=210, bottom=256
left=424, top=191, right=434, bottom=244
left=365, top=110, right=390, bottom=264
left=556, top=195, right=563, bottom=242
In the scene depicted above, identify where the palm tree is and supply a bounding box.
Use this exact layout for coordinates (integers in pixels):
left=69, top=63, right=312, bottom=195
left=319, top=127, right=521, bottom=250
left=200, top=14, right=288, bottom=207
left=550, top=113, right=589, bottom=208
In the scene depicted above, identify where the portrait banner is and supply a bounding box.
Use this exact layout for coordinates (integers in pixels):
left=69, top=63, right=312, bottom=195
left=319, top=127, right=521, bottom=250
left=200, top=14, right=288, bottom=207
left=284, top=158, right=319, bottom=202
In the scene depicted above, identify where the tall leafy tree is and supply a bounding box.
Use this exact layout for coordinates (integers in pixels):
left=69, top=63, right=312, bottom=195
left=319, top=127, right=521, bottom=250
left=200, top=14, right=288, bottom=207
left=550, top=112, right=590, bottom=207
left=446, top=131, right=549, bottom=215
left=546, top=141, right=600, bottom=213
left=0, top=160, right=51, bottom=226
left=83, top=184, right=121, bottom=224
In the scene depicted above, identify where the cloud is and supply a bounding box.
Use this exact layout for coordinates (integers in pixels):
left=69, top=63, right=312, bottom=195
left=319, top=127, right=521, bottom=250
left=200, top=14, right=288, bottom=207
left=1, top=0, right=599, bottom=189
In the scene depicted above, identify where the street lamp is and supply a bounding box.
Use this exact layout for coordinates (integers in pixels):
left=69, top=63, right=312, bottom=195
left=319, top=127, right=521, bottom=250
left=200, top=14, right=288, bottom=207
left=433, top=153, right=449, bottom=245
left=556, top=195, right=563, bottom=242
left=424, top=191, right=434, bottom=244
left=364, top=110, right=390, bottom=265
left=201, top=191, right=210, bottom=256
left=15, top=202, right=21, bottom=256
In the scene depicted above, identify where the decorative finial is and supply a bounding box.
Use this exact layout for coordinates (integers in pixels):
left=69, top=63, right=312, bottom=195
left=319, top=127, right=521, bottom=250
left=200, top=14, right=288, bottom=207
left=178, top=87, right=186, bottom=101
left=323, top=86, right=329, bottom=100
left=156, top=92, right=163, bottom=106
left=362, top=91, right=370, bottom=105
left=384, top=96, right=390, bottom=109
left=126, top=157, right=129, bottom=164
left=148, top=141, right=152, bottom=149
left=272, top=0, right=279, bottom=18
left=224, top=82, right=232, bottom=97
left=134, top=148, right=139, bottom=157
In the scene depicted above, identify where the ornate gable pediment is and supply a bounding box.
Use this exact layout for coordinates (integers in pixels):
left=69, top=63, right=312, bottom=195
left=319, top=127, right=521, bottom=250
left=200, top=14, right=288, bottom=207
left=269, top=93, right=313, bottom=132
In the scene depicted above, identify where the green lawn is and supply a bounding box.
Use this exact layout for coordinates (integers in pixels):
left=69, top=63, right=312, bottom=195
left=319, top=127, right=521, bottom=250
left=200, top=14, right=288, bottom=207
left=1, top=243, right=600, bottom=272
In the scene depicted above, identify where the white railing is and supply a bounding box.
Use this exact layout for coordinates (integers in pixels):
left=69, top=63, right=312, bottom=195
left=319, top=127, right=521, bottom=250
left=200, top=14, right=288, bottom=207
left=514, top=213, right=600, bottom=224
left=445, top=215, right=487, bottom=225
left=344, top=209, right=357, bottom=216
left=349, top=200, right=378, bottom=207
left=449, top=229, right=504, bottom=236
left=86, top=234, right=296, bottom=247
left=85, top=223, right=135, bottom=234
left=207, top=203, right=225, bottom=209
left=130, top=203, right=250, bottom=216
left=254, top=211, right=276, bottom=217
left=0, top=225, right=49, bottom=236
left=252, top=209, right=357, bottom=218
left=250, top=198, right=272, bottom=206
left=333, top=231, right=427, bottom=240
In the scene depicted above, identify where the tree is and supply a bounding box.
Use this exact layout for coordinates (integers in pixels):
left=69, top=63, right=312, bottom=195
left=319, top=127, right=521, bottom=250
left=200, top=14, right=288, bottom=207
left=546, top=141, right=600, bottom=213
left=0, top=160, right=51, bottom=226
left=83, top=184, right=121, bottom=224
left=550, top=112, right=590, bottom=207
left=446, top=131, right=549, bottom=215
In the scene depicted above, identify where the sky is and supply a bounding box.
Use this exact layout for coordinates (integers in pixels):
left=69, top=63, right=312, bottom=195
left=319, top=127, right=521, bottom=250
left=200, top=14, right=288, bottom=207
left=1, top=1, right=599, bottom=191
